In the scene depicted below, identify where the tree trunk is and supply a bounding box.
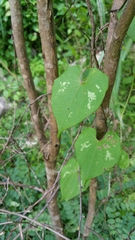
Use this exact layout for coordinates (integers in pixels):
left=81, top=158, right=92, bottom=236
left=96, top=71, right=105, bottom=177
left=9, top=0, right=64, bottom=239
left=36, top=1, right=64, bottom=239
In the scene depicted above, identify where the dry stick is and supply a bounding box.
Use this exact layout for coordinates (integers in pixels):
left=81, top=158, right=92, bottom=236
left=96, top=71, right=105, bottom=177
left=13, top=120, right=86, bottom=239
left=0, top=209, right=70, bottom=240
left=86, top=228, right=105, bottom=240
left=0, top=93, right=49, bottom=157
left=18, top=224, right=23, bottom=240
left=10, top=186, right=61, bottom=240
left=5, top=186, right=58, bottom=239
left=5, top=120, right=85, bottom=240
left=11, top=137, right=42, bottom=187
left=0, top=181, right=44, bottom=193
left=5, top=224, right=22, bottom=240
left=95, top=23, right=109, bottom=43
left=37, top=0, right=63, bottom=239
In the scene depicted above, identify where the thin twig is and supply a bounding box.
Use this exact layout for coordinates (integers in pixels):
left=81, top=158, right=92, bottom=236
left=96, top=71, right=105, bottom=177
left=12, top=119, right=87, bottom=239
left=0, top=181, right=44, bottom=193
left=96, top=23, right=109, bottom=43
left=78, top=167, right=83, bottom=240
left=0, top=209, right=70, bottom=240
left=85, top=0, right=99, bottom=68
left=86, top=227, right=105, bottom=240
left=127, top=227, right=135, bottom=239
left=11, top=184, right=60, bottom=239
left=55, top=0, right=76, bottom=26
left=0, top=93, right=50, bottom=156
left=18, top=224, right=23, bottom=240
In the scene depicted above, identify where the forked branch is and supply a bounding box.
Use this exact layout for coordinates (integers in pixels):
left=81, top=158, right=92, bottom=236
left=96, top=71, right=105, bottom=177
left=96, top=0, right=135, bottom=139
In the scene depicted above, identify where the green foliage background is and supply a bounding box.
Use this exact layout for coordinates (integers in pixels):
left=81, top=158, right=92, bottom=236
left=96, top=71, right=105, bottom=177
left=0, top=0, right=135, bottom=239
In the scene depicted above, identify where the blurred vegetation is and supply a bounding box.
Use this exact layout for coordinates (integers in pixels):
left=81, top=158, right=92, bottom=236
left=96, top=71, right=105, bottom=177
left=0, top=0, right=135, bottom=239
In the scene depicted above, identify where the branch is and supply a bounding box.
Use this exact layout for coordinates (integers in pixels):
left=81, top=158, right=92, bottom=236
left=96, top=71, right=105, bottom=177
left=0, top=181, right=44, bottom=193
left=110, top=0, right=128, bottom=12
left=95, top=0, right=135, bottom=139
left=83, top=178, right=97, bottom=239
left=0, top=209, right=70, bottom=240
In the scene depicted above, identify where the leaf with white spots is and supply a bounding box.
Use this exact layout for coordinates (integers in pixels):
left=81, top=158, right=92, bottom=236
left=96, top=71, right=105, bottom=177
left=75, top=128, right=121, bottom=185
left=52, top=66, right=108, bottom=136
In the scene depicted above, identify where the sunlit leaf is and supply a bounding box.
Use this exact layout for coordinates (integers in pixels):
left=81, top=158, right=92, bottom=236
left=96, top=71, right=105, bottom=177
left=52, top=66, right=108, bottom=136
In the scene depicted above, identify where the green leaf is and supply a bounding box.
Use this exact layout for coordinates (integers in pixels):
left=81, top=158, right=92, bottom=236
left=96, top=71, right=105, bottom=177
left=75, top=128, right=121, bottom=185
left=118, top=150, right=129, bottom=169
left=127, top=17, right=135, bottom=41
left=52, top=66, right=108, bottom=136
left=60, top=158, right=79, bottom=201
left=129, top=95, right=135, bottom=103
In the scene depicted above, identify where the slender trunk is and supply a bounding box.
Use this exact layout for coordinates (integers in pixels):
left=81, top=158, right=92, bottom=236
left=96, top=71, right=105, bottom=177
left=83, top=0, right=135, bottom=239
left=83, top=178, right=97, bottom=239
left=96, top=0, right=135, bottom=139
left=37, top=0, right=64, bottom=239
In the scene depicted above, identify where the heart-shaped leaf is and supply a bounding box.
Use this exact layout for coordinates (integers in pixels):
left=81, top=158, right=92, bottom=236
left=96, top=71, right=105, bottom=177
left=52, top=66, right=108, bottom=136
left=75, top=128, right=121, bottom=185
left=60, top=158, right=79, bottom=201
left=60, top=158, right=90, bottom=201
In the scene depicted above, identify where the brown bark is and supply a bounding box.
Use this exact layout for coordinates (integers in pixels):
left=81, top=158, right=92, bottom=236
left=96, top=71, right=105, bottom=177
left=37, top=0, right=63, bottom=239
left=96, top=0, right=135, bottom=139
left=9, top=0, right=47, bottom=150
left=83, top=178, right=97, bottom=239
